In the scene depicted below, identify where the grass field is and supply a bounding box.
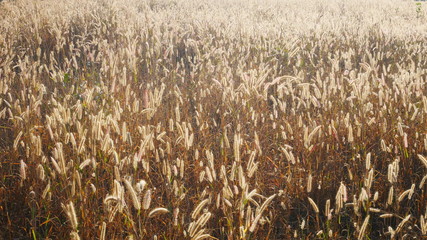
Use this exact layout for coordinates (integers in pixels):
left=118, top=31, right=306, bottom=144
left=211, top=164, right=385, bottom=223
left=1, top=0, right=427, bottom=239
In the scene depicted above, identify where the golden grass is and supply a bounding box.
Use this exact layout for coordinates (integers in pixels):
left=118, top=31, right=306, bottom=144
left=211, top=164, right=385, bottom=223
left=1, top=0, right=427, bottom=239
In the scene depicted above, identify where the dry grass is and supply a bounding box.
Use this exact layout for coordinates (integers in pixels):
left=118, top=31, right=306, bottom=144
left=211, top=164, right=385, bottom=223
left=1, top=0, right=427, bottom=239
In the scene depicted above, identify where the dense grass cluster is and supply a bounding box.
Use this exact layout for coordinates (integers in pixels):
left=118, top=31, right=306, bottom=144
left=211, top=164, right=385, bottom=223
left=1, top=0, right=427, bottom=239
